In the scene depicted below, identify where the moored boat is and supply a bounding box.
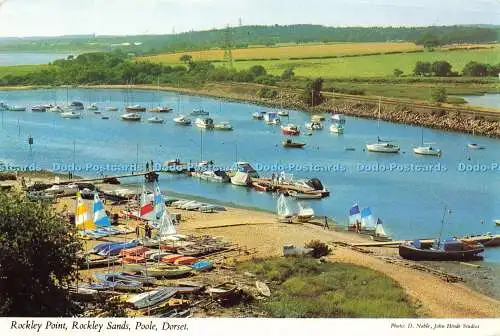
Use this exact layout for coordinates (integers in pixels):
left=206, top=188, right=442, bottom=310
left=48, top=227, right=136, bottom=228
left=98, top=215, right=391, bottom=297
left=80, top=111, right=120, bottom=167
left=148, top=116, right=165, bottom=124
left=60, top=111, right=82, bottom=119
left=252, top=111, right=266, bottom=120
left=264, top=112, right=280, bottom=125
left=151, top=106, right=173, bottom=113
left=31, top=105, right=47, bottom=112
left=230, top=171, right=251, bottom=186
left=70, top=101, right=84, bottom=110
left=8, top=105, right=26, bottom=111
left=398, top=239, right=484, bottom=261
left=288, top=190, right=322, bottom=199
left=87, top=103, right=98, bottom=110
left=255, top=281, right=271, bottom=297
left=173, top=115, right=192, bottom=125
left=282, top=139, right=305, bottom=148
left=413, top=145, right=441, bottom=156
left=252, top=181, right=274, bottom=192
left=214, top=121, right=233, bottom=131
left=195, top=117, right=214, bottom=129
left=125, top=105, right=146, bottom=112
left=330, top=123, right=344, bottom=134
left=206, top=283, right=238, bottom=300
left=107, top=106, right=118, bottom=111
left=121, top=113, right=141, bottom=121
left=305, top=121, right=323, bottom=130
left=278, top=110, right=289, bottom=117
left=190, top=108, right=209, bottom=116
left=281, top=124, right=300, bottom=136
left=467, top=143, right=485, bottom=150
left=366, top=141, right=400, bottom=153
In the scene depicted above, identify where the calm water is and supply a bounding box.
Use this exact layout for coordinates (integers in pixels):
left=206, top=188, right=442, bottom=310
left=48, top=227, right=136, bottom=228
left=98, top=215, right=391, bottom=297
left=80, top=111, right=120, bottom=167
left=463, top=93, right=500, bottom=109
left=0, top=53, right=70, bottom=66
left=1, top=88, right=499, bottom=263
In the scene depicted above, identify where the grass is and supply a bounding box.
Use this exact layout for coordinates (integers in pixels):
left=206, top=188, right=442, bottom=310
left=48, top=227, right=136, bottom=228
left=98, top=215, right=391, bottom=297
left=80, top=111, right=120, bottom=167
left=140, top=42, right=423, bottom=63
left=238, top=257, right=419, bottom=318
left=230, top=47, right=499, bottom=78
left=0, top=64, right=50, bottom=77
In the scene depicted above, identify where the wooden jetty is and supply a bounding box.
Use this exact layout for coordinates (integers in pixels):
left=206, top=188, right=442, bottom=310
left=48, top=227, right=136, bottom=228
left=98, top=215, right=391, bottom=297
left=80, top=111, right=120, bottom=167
left=53, top=171, right=159, bottom=185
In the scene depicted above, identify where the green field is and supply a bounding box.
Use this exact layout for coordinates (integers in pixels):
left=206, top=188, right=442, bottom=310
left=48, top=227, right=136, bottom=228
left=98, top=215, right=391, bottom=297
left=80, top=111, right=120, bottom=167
left=232, top=48, right=499, bottom=78
left=0, top=64, right=50, bottom=77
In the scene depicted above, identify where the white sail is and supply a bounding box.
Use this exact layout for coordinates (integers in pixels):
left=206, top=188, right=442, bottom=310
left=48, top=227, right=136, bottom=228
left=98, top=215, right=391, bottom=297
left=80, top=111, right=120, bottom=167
left=360, top=207, right=376, bottom=229
left=277, top=194, right=294, bottom=218
left=297, top=201, right=314, bottom=217
left=375, top=223, right=387, bottom=236
left=158, top=207, right=176, bottom=237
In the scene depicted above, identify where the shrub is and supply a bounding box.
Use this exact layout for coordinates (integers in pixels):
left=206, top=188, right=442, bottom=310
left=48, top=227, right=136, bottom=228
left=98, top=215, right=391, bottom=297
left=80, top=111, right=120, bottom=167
left=304, top=240, right=331, bottom=258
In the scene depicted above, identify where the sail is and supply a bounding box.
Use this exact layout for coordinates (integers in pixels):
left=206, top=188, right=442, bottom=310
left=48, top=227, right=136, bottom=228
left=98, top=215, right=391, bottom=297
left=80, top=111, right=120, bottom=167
left=153, top=184, right=164, bottom=220
left=139, top=186, right=154, bottom=219
left=360, top=207, right=376, bottom=229
left=297, top=201, right=314, bottom=217
left=93, top=193, right=110, bottom=227
left=75, top=192, right=95, bottom=230
left=158, top=207, right=177, bottom=237
left=332, top=114, right=345, bottom=124
left=348, top=204, right=361, bottom=225
left=375, top=218, right=387, bottom=236
left=277, top=194, right=294, bottom=218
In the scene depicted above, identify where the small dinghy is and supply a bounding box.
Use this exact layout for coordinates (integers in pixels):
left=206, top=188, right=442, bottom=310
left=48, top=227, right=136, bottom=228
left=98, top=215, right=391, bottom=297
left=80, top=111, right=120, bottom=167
left=255, top=281, right=271, bottom=297
left=126, top=287, right=178, bottom=309
left=191, top=260, right=214, bottom=272
left=206, top=283, right=238, bottom=300
left=282, top=139, right=305, bottom=148
left=148, top=116, right=165, bottom=124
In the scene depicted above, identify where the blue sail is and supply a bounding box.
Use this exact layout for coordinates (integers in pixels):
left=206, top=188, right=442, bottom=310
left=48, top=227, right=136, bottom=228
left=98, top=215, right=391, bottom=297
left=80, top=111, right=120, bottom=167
left=93, top=193, right=111, bottom=227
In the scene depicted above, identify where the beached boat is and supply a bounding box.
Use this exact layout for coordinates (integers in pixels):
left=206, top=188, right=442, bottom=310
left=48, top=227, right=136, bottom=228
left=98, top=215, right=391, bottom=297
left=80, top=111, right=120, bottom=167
left=60, top=111, right=82, bottom=119
left=282, top=139, right=305, bottom=148
left=398, top=239, right=484, bottom=261
left=252, top=111, right=266, bottom=120
left=142, top=265, right=192, bottom=278
left=148, top=116, right=165, bottom=124
left=277, top=193, right=297, bottom=222
left=120, top=113, right=141, bottom=121
left=125, top=105, right=146, bottom=112
left=95, top=272, right=156, bottom=285
left=173, top=115, right=192, bottom=125
left=214, top=121, right=233, bottom=131
left=347, top=204, right=377, bottom=234
left=191, top=260, right=214, bottom=272
left=195, top=117, right=214, bottom=129
left=151, top=106, right=173, bottom=113
left=252, top=181, right=274, bottom=192
left=264, top=112, right=280, bottom=125
left=297, top=201, right=314, bottom=222
left=255, top=281, right=271, bottom=297
left=370, top=218, right=392, bottom=242
left=281, top=124, right=300, bottom=136
left=126, top=287, right=178, bottom=309
left=206, top=283, right=238, bottom=300
left=190, top=108, right=209, bottom=116
left=305, top=121, right=323, bottom=130
left=330, top=123, right=344, bottom=134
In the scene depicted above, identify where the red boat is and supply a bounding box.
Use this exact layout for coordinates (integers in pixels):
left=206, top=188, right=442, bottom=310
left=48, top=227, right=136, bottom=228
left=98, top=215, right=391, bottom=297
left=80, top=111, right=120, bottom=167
left=281, top=124, right=300, bottom=136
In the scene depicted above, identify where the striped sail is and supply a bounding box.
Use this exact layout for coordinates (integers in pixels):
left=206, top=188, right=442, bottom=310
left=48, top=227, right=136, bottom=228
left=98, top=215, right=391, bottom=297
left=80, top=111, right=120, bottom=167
left=75, top=192, right=95, bottom=230
left=348, top=204, right=361, bottom=225
left=158, top=207, right=176, bottom=237
left=93, top=193, right=110, bottom=227
left=360, top=207, right=376, bottom=229
left=153, top=184, right=164, bottom=220
left=140, top=185, right=154, bottom=218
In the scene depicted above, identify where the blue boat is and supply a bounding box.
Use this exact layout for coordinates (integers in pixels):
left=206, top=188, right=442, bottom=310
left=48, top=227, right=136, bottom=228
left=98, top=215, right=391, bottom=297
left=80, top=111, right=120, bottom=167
left=97, top=239, right=139, bottom=257
left=94, top=271, right=156, bottom=285
left=90, top=241, right=120, bottom=254
left=191, top=260, right=213, bottom=272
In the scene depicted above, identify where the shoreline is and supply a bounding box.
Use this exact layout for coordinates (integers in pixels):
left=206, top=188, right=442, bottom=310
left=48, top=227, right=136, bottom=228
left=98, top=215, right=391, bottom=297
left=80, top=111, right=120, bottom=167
left=1, top=83, right=499, bottom=137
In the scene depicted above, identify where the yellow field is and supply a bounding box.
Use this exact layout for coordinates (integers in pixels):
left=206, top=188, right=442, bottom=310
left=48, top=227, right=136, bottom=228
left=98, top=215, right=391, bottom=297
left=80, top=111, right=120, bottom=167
left=140, top=42, right=424, bottom=63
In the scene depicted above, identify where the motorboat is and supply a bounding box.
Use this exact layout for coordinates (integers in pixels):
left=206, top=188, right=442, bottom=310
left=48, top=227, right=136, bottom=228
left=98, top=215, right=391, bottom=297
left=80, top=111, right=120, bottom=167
left=173, top=115, right=191, bottom=125
left=214, top=121, right=233, bottom=131
left=252, top=111, right=266, bottom=120
left=467, top=143, right=485, bottom=150
left=125, top=105, right=146, bottom=112
left=70, top=101, right=84, bottom=110
left=230, top=171, right=251, bottom=186
left=148, top=116, right=165, bottom=124
left=278, top=110, right=289, bottom=117
left=121, top=113, right=141, bottom=121
left=107, top=106, right=118, bottom=111
left=31, top=105, right=46, bottom=112
left=264, top=112, right=280, bottom=125
left=294, top=178, right=329, bottom=196
left=330, top=123, right=344, bottom=134
left=231, top=161, right=259, bottom=178
left=282, top=139, right=305, bottom=148
left=413, top=145, right=441, bottom=156
left=288, top=190, right=322, bottom=199
left=60, top=111, right=82, bottom=119
left=305, top=121, right=323, bottom=130
left=366, top=141, right=400, bottom=153
left=151, top=106, right=173, bottom=113
left=252, top=181, right=274, bottom=192
left=48, top=105, right=64, bottom=112
left=311, top=114, right=325, bottom=122
left=87, top=103, right=98, bottom=110
left=192, top=170, right=229, bottom=183
left=281, top=124, right=300, bottom=136
left=190, top=108, right=209, bottom=116
left=195, top=117, right=214, bottom=129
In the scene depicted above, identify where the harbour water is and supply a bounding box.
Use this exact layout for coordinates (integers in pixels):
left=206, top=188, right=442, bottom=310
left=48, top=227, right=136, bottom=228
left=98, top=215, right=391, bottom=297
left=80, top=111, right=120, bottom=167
left=1, top=88, right=499, bottom=264
left=0, top=53, right=70, bottom=66
left=463, top=93, right=500, bottom=110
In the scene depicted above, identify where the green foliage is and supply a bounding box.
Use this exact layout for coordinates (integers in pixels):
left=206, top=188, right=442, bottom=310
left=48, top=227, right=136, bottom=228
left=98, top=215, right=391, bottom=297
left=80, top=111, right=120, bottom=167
left=258, top=87, right=278, bottom=99
left=462, top=61, right=499, bottom=77
left=0, top=191, right=82, bottom=316
left=302, top=78, right=324, bottom=106
left=431, top=61, right=453, bottom=76
left=238, top=258, right=418, bottom=318
left=281, top=67, right=295, bottom=80
left=415, top=34, right=441, bottom=49
left=393, top=68, right=403, bottom=77
left=431, top=87, right=447, bottom=103
left=248, top=65, right=267, bottom=77
left=304, top=240, right=331, bottom=258
left=413, top=61, right=431, bottom=76
left=179, top=54, right=193, bottom=63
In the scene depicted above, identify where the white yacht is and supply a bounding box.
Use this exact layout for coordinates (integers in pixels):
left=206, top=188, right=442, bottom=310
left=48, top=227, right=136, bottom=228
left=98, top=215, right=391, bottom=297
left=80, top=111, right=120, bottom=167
left=195, top=117, right=214, bottom=129
left=173, top=115, right=191, bottom=125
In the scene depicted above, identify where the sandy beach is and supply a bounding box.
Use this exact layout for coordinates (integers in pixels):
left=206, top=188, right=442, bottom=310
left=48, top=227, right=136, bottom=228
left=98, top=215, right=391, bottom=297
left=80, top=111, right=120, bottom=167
left=52, top=193, right=500, bottom=318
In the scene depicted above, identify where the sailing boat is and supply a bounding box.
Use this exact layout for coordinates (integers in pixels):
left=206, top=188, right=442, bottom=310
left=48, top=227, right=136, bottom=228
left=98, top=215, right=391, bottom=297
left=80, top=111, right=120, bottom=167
left=93, top=193, right=111, bottom=227
left=277, top=193, right=295, bottom=222
left=370, top=218, right=392, bottom=242
left=467, top=113, right=485, bottom=150
left=150, top=77, right=173, bottom=113
left=413, top=127, right=441, bottom=156
left=75, top=192, right=96, bottom=231
left=347, top=204, right=361, bottom=232
left=366, top=97, right=400, bottom=153
left=277, top=91, right=288, bottom=117
left=359, top=207, right=376, bottom=234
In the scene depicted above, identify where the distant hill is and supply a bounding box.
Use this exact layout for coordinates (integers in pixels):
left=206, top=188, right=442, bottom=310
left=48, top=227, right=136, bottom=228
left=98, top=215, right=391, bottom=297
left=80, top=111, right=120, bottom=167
left=0, top=25, right=498, bottom=54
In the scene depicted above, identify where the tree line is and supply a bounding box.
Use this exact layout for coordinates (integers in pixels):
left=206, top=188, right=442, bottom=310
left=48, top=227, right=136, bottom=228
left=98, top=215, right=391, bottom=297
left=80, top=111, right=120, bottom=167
left=408, top=60, right=499, bottom=77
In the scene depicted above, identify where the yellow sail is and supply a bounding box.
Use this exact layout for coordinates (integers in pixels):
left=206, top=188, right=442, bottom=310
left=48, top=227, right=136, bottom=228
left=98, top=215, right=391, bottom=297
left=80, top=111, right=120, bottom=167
left=75, top=192, right=96, bottom=230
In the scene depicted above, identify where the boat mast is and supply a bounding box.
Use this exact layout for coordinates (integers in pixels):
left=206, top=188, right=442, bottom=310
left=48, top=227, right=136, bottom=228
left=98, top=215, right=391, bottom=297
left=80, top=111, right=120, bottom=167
left=437, top=205, right=449, bottom=248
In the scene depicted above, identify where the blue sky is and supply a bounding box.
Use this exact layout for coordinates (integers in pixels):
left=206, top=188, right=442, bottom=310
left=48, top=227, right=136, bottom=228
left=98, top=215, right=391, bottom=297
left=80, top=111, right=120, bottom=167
left=0, top=0, right=498, bottom=37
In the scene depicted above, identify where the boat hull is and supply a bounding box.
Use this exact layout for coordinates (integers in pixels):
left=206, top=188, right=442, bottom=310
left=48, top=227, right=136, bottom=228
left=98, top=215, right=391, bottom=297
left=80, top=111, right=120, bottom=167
left=366, top=143, right=400, bottom=153
left=398, top=244, right=484, bottom=261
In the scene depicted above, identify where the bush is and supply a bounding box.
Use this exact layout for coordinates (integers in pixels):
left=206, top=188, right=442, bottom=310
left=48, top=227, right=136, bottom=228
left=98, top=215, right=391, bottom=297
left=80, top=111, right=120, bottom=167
left=304, top=240, right=331, bottom=258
